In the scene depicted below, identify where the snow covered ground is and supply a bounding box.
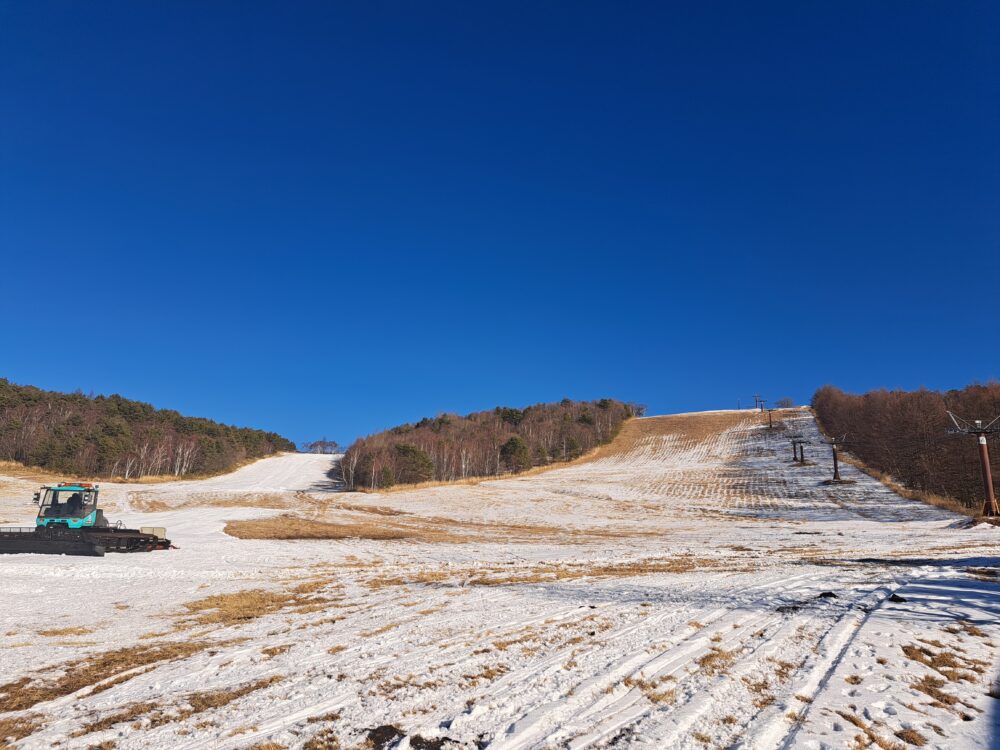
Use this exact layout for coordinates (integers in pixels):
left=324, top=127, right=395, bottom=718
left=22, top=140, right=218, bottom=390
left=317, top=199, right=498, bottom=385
left=1, top=409, right=998, bottom=750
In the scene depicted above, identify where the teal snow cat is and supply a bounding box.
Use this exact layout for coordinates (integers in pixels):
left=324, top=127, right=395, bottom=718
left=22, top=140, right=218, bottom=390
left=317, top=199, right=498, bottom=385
left=0, top=482, right=172, bottom=556
left=34, top=482, right=108, bottom=529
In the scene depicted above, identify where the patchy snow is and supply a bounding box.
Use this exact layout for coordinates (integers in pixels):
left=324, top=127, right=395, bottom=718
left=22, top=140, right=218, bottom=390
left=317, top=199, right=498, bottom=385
left=1, top=410, right=998, bottom=749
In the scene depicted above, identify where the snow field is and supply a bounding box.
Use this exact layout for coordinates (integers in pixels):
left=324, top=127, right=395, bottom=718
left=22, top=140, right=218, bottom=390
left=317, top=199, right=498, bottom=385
left=1, top=409, right=998, bottom=749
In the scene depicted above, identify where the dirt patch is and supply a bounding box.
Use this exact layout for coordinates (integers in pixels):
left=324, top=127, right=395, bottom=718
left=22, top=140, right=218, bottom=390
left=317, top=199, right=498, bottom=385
left=367, top=725, right=404, bottom=750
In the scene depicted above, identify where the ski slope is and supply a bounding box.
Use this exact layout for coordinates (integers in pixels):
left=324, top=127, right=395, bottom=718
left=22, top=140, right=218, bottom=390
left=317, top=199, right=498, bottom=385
left=1, top=410, right=998, bottom=750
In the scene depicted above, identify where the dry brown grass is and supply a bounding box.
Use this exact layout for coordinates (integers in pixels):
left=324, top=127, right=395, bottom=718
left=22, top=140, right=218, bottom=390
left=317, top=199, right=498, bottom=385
left=361, top=623, right=400, bottom=637
left=224, top=516, right=434, bottom=541
left=951, top=620, right=987, bottom=638
left=742, top=675, right=775, bottom=708
left=462, top=663, right=510, bottom=684
left=132, top=492, right=300, bottom=512
left=181, top=590, right=301, bottom=626
left=0, top=460, right=62, bottom=484
left=37, top=625, right=94, bottom=637
left=623, top=674, right=676, bottom=703
left=248, top=743, right=288, bottom=750
left=901, top=643, right=985, bottom=682
left=177, top=581, right=339, bottom=627
left=76, top=701, right=162, bottom=735
left=76, top=677, right=283, bottom=736
left=0, top=640, right=211, bottom=713
left=0, top=714, right=43, bottom=745
left=600, top=410, right=774, bottom=454
left=895, top=728, right=927, bottom=747
left=835, top=711, right=906, bottom=750
left=166, top=676, right=282, bottom=724
left=225, top=510, right=661, bottom=545
left=910, top=674, right=976, bottom=714
left=771, top=658, right=798, bottom=682
left=697, top=646, right=739, bottom=676
left=261, top=644, right=291, bottom=658
left=367, top=556, right=720, bottom=590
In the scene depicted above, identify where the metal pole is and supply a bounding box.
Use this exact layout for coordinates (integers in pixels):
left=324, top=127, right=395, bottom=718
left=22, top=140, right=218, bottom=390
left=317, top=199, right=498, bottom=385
left=977, top=433, right=998, bottom=517
left=791, top=442, right=798, bottom=462
left=832, top=443, right=841, bottom=481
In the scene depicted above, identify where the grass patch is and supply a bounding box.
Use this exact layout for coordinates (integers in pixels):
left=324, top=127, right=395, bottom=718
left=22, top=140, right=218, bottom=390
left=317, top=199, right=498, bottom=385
left=367, top=556, right=719, bottom=589
left=462, top=664, right=509, bottom=684
left=697, top=647, right=739, bottom=676
left=0, top=641, right=212, bottom=713
left=75, top=701, right=162, bottom=736
left=835, top=711, right=906, bottom=750
left=895, top=728, right=927, bottom=747
left=37, top=626, right=94, bottom=637
left=0, top=714, right=43, bottom=744
left=901, top=643, right=985, bottom=682
left=76, top=677, right=283, bottom=736
left=225, top=516, right=425, bottom=541
left=624, top=674, right=676, bottom=703
left=178, top=581, right=337, bottom=627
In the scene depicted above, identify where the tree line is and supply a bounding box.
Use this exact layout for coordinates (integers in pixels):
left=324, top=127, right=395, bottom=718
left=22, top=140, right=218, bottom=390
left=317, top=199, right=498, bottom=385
left=812, top=383, right=1000, bottom=510
left=0, top=379, right=295, bottom=479
left=340, top=398, right=643, bottom=490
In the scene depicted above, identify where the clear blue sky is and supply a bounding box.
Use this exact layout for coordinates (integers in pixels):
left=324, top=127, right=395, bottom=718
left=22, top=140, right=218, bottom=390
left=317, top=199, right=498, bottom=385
left=1, top=2, right=997, bottom=446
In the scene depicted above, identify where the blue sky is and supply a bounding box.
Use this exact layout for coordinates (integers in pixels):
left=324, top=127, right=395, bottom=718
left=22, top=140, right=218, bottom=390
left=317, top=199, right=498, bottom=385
left=1, top=1, right=997, bottom=445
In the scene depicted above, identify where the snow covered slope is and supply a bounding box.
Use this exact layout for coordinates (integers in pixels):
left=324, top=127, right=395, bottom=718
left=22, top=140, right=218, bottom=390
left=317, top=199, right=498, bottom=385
left=1, top=410, right=998, bottom=749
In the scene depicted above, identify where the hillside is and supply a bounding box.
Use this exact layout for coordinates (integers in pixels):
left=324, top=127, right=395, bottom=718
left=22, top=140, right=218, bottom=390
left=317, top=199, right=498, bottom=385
left=0, top=378, right=295, bottom=479
left=2, top=408, right=997, bottom=749
left=813, top=383, right=1000, bottom=512
left=341, top=398, right=642, bottom=490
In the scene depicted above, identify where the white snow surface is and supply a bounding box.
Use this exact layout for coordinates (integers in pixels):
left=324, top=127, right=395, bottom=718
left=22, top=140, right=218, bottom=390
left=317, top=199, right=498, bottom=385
left=1, top=410, right=999, bottom=749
